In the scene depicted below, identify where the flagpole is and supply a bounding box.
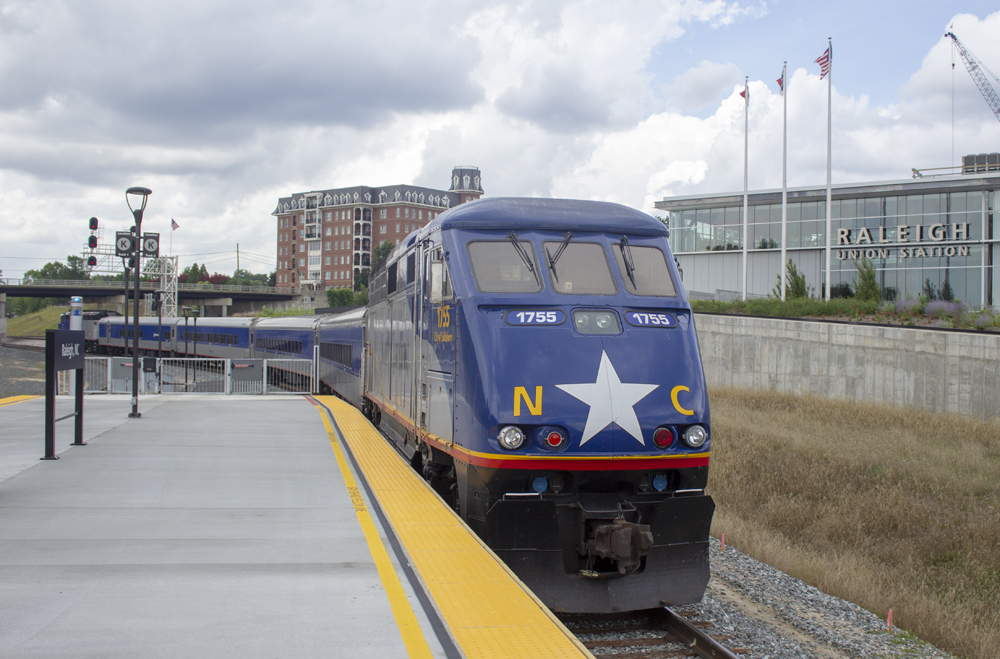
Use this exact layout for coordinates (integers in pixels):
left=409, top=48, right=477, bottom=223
left=741, top=75, right=749, bottom=302
left=780, top=62, right=788, bottom=300
left=824, top=37, right=833, bottom=301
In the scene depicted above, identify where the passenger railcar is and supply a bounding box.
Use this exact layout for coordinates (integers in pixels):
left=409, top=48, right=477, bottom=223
left=173, top=317, right=255, bottom=359
left=316, top=307, right=366, bottom=407
left=359, top=197, right=715, bottom=613
left=59, top=309, right=121, bottom=351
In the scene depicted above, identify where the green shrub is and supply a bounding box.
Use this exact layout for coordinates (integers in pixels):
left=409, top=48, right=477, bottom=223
left=854, top=257, right=881, bottom=303
left=771, top=260, right=813, bottom=299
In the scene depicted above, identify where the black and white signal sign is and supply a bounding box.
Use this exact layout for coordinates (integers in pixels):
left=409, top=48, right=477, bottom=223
left=142, top=233, right=160, bottom=258
left=115, top=231, right=134, bottom=257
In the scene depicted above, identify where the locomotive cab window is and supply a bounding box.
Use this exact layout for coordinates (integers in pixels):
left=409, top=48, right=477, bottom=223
left=542, top=240, right=617, bottom=295
left=428, top=248, right=453, bottom=303
left=612, top=242, right=678, bottom=297
left=467, top=239, right=542, bottom=293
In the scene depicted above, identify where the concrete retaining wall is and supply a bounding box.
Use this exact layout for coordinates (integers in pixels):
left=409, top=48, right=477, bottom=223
left=694, top=313, right=1000, bottom=420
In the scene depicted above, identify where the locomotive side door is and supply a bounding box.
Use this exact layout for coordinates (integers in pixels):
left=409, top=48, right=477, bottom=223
left=421, top=244, right=455, bottom=445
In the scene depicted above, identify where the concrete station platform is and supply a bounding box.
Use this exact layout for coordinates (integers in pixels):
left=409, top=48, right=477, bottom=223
left=0, top=394, right=591, bottom=659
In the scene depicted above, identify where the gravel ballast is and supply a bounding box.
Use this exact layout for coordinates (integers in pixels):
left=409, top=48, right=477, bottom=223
left=0, top=344, right=45, bottom=398
left=677, top=537, right=960, bottom=659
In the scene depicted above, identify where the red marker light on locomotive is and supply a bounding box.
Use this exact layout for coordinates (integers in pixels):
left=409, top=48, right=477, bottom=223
left=546, top=430, right=565, bottom=447
left=653, top=427, right=674, bottom=449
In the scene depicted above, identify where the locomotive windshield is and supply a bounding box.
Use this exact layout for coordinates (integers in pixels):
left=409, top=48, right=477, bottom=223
left=468, top=240, right=543, bottom=293
left=612, top=242, right=678, bottom=297
left=542, top=241, right=617, bottom=295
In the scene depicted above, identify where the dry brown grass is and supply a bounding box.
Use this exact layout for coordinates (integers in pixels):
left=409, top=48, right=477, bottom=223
left=707, top=387, right=1000, bottom=659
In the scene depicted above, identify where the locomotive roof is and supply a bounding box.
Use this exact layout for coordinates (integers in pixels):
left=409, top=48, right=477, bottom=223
left=436, top=197, right=668, bottom=236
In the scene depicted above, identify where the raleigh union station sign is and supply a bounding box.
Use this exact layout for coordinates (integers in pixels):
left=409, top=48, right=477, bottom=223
left=836, top=222, right=972, bottom=261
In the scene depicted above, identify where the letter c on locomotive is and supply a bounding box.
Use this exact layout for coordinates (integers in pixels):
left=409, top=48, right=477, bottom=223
left=671, top=385, right=695, bottom=416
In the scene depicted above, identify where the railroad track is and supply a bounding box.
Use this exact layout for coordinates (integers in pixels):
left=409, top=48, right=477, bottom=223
left=2, top=337, right=45, bottom=352
left=556, top=607, right=746, bottom=659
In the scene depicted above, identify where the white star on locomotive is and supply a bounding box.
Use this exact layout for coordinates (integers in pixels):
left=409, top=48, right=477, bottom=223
left=555, top=351, right=658, bottom=446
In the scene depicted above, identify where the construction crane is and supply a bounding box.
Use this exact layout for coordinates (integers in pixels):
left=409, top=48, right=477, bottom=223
left=945, top=31, right=1000, bottom=122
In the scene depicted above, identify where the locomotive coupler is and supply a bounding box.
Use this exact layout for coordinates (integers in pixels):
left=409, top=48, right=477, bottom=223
left=583, top=518, right=654, bottom=576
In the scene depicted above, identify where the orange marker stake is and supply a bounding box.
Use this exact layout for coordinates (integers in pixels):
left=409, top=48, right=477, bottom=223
left=720, top=533, right=725, bottom=552
left=887, top=609, right=893, bottom=632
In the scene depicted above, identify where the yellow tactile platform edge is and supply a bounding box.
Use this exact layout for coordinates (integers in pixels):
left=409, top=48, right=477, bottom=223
left=315, top=396, right=593, bottom=659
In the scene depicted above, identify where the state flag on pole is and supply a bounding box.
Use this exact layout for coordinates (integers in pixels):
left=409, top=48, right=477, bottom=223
left=815, top=47, right=831, bottom=79
left=777, top=70, right=784, bottom=94
left=739, top=85, right=749, bottom=105
left=171, top=218, right=180, bottom=231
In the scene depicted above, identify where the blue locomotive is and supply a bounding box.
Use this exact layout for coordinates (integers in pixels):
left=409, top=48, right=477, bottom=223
left=91, top=197, right=715, bottom=613
left=358, top=198, right=714, bottom=612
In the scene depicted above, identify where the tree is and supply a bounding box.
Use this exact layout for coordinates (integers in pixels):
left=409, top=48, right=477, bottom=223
left=25, top=256, right=90, bottom=282
left=354, top=267, right=369, bottom=292
left=179, top=262, right=210, bottom=284
left=922, top=279, right=938, bottom=302
left=326, top=288, right=355, bottom=307
left=772, top=259, right=813, bottom=299
left=853, top=257, right=880, bottom=302
left=370, top=240, right=395, bottom=274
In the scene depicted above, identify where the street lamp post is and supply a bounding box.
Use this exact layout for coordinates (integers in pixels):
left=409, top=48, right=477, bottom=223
left=191, top=309, right=199, bottom=384
left=182, top=306, right=191, bottom=387
left=154, top=289, right=164, bottom=391
left=126, top=186, right=151, bottom=419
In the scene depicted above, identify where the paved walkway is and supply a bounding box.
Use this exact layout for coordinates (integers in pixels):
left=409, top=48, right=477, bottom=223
left=0, top=395, right=448, bottom=658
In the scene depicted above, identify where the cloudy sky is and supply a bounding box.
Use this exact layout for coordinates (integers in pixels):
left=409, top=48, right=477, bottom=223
left=2, top=0, right=999, bottom=278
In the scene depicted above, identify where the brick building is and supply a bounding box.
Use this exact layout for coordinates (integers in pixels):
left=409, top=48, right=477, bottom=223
left=273, top=166, right=483, bottom=292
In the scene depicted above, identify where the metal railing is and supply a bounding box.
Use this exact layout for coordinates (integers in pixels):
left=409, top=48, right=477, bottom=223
left=1, top=278, right=296, bottom=295
left=59, top=357, right=317, bottom=395
left=159, top=358, right=227, bottom=394
left=264, top=359, right=314, bottom=394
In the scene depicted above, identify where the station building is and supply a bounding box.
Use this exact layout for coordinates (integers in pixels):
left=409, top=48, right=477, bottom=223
left=273, top=166, right=483, bottom=292
left=654, top=155, right=999, bottom=307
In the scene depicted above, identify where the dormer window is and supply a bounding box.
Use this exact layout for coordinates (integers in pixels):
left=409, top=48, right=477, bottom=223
left=379, top=191, right=387, bottom=202
left=463, top=175, right=470, bottom=188
left=364, top=192, right=371, bottom=202
left=325, top=194, right=332, bottom=205
left=418, top=193, right=425, bottom=204
left=452, top=175, right=459, bottom=187
left=353, top=192, right=359, bottom=202
left=395, top=191, right=401, bottom=201
left=474, top=176, right=480, bottom=189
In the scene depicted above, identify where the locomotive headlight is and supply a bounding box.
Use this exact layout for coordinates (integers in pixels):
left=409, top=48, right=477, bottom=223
left=498, top=425, right=526, bottom=450
left=683, top=425, right=707, bottom=448
left=572, top=310, right=621, bottom=335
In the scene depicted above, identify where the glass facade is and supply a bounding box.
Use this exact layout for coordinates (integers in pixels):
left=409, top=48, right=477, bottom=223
left=661, top=184, right=997, bottom=306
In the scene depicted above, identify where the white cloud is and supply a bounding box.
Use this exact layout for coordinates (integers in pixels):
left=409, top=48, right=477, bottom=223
left=1, top=2, right=999, bottom=280
left=665, top=60, right=743, bottom=112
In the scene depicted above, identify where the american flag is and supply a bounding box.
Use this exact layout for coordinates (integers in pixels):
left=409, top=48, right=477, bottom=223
left=815, top=46, right=831, bottom=80
left=776, top=70, right=784, bottom=94
left=171, top=218, right=180, bottom=231
left=739, top=86, right=749, bottom=105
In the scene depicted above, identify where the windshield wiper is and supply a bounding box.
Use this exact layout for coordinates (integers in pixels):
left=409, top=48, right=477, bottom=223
left=507, top=232, right=540, bottom=285
left=619, top=235, right=637, bottom=289
left=545, top=231, right=573, bottom=282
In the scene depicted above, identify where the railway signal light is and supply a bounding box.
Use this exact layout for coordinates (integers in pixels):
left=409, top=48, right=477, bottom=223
left=89, top=217, right=99, bottom=231
left=87, top=255, right=97, bottom=268
left=88, top=235, right=98, bottom=249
